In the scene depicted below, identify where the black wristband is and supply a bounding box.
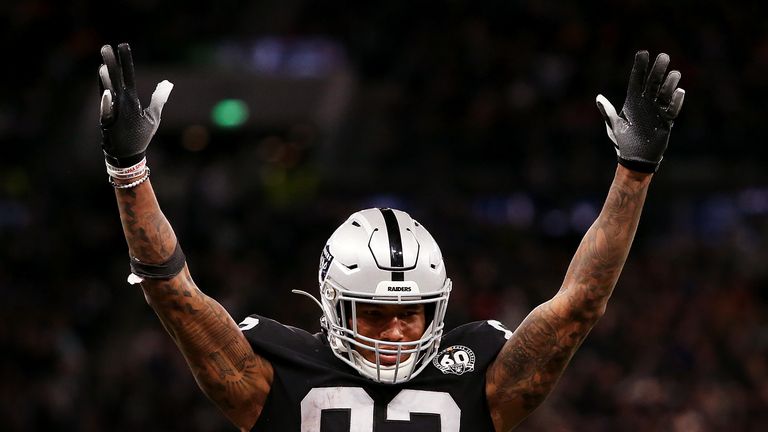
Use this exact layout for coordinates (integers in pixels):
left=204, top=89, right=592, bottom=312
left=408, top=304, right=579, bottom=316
left=617, top=156, right=659, bottom=174
left=104, top=151, right=146, bottom=169
left=130, top=242, right=186, bottom=279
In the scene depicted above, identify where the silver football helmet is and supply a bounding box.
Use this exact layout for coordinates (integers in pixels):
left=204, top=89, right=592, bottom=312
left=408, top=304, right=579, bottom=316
left=317, top=208, right=451, bottom=384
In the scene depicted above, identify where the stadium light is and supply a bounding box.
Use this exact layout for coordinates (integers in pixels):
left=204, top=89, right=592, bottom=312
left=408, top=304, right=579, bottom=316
left=211, top=99, right=249, bottom=128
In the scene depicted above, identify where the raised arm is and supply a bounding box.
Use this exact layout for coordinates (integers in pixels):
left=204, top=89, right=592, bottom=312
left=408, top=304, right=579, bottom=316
left=485, top=51, right=685, bottom=431
left=98, top=43, right=272, bottom=431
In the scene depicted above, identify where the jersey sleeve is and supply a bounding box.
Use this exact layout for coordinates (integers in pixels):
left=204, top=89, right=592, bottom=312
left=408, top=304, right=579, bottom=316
left=237, top=314, right=326, bottom=364
left=437, top=319, right=512, bottom=374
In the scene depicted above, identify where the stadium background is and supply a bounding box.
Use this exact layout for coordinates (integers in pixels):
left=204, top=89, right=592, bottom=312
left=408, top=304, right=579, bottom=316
left=2, top=1, right=767, bottom=430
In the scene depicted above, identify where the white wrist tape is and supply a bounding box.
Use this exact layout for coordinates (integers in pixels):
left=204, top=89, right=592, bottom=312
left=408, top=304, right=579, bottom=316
left=106, top=157, right=147, bottom=180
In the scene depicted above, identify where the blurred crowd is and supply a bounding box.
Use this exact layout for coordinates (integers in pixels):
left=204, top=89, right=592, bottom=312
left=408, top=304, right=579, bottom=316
left=1, top=1, right=767, bottom=431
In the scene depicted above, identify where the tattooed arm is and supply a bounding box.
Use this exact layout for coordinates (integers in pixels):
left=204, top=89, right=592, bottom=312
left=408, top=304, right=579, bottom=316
left=98, top=43, right=273, bottom=430
left=114, top=179, right=273, bottom=431
left=485, top=50, right=684, bottom=431
left=485, top=166, right=651, bottom=431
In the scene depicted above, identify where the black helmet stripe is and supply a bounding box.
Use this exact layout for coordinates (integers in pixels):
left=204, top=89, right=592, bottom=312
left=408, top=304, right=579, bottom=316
left=379, top=208, right=405, bottom=281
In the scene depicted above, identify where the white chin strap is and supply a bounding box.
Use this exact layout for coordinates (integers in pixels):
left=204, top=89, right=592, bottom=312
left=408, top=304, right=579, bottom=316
left=348, top=349, right=417, bottom=384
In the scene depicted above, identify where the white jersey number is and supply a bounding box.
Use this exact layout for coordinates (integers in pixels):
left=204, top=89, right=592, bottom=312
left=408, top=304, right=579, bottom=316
left=487, top=320, right=512, bottom=340
left=237, top=316, right=260, bottom=331
left=300, top=387, right=460, bottom=432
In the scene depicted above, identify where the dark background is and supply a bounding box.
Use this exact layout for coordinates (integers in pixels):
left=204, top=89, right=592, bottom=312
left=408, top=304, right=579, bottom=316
left=2, top=1, right=767, bottom=430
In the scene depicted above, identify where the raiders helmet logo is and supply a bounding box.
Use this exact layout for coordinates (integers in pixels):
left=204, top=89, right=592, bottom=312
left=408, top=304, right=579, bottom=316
left=319, top=245, right=334, bottom=284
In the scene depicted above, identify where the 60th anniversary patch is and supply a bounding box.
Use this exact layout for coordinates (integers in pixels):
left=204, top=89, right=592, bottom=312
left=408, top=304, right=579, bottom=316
left=432, top=345, right=476, bottom=375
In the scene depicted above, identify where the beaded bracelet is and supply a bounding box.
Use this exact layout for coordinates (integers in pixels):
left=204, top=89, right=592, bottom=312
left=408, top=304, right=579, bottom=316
left=109, top=167, right=151, bottom=189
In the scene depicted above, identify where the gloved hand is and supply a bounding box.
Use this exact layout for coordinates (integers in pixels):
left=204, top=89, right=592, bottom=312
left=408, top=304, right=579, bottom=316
left=595, top=51, right=685, bottom=173
left=99, top=43, right=173, bottom=168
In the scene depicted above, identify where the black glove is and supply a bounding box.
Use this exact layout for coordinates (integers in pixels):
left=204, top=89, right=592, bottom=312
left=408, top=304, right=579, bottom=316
left=98, top=43, right=173, bottom=168
left=595, top=51, right=685, bottom=173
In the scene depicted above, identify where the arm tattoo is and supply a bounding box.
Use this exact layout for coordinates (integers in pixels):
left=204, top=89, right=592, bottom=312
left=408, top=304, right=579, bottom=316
left=113, top=181, right=273, bottom=429
left=559, top=168, right=649, bottom=313
left=144, top=271, right=272, bottom=427
left=116, top=182, right=176, bottom=262
left=487, top=168, right=651, bottom=431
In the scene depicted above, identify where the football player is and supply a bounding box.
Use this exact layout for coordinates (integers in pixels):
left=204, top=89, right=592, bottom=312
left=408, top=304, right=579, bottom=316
left=97, top=43, right=684, bottom=431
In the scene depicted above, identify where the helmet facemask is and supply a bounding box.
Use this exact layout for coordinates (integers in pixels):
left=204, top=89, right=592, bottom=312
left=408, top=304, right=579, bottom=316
left=317, top=208, right=452, bottom=384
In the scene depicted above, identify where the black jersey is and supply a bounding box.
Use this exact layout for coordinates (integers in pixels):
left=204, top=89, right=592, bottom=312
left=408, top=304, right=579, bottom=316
left=240, top=315, right=510, bottom=432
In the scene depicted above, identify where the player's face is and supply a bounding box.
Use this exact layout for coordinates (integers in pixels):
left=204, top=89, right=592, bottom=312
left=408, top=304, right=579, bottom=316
left=351, top=303, right=426, bottom=366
